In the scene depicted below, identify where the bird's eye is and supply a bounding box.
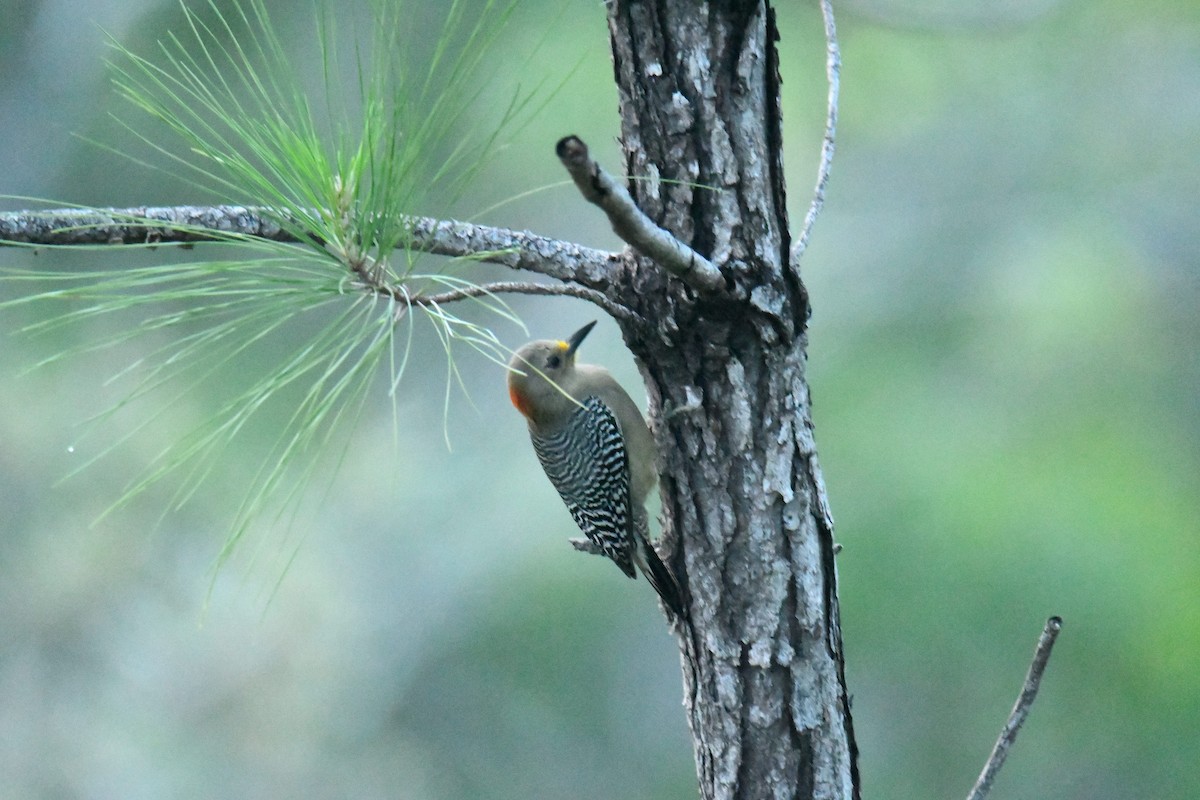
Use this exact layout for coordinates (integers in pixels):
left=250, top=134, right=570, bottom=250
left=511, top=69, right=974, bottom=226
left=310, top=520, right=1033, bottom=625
left=546, top=354, right=561, bottom=370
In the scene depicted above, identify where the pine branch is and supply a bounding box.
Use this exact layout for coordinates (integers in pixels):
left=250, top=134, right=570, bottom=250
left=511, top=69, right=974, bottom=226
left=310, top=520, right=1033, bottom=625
left=0, top=205, right=621, bottom=290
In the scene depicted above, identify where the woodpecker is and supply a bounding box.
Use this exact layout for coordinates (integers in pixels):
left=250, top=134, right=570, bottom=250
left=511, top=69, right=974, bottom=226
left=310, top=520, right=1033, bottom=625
left=507, top=320, right=685, bottom=618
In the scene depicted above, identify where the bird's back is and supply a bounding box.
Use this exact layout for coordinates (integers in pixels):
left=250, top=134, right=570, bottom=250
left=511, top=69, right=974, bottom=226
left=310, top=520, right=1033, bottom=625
left=530, top=395, right=637, bottom=578
left=568, top=364, right=656, bottom=506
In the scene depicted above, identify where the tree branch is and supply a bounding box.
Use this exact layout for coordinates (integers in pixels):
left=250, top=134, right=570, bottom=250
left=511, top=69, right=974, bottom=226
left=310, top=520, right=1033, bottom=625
left=791, top=0, right=840, bottom=264
left=966, top=616, right=1064, bottom=800
left=554, top=136, right=724, bottom=292
left=0, top=205, right=621, bottom=289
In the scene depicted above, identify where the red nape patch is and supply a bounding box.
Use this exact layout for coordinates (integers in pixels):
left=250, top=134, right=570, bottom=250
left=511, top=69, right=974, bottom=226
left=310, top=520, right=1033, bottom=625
left=509, top=385, right=532, bottom=418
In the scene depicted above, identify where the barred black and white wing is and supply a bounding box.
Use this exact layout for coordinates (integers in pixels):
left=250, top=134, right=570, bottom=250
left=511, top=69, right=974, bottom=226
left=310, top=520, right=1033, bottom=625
left=530, top=395, right=637, bottom=578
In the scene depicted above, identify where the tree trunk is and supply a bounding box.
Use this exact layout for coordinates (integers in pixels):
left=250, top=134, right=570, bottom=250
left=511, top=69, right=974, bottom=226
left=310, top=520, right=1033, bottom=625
left=0, top=1, right=860, bottom=794
left=605, top=2, right=859, bottom=798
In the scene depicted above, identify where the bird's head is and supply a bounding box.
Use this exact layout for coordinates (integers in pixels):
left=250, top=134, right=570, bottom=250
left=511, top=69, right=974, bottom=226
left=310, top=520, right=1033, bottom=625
left=507, top=320, right=596, bottom=423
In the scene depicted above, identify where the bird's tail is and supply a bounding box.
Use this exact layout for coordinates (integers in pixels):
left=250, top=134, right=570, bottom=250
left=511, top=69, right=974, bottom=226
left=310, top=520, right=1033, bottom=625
left=640, top=542, right=686, bottom=619
left=633, top=524, right=686, bottom=619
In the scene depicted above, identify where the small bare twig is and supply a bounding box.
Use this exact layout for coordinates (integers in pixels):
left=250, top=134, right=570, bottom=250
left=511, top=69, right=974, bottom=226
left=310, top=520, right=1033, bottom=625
left=0, top=206, right=620, bottom=289
left=555, top=136, right=724, bottom=292
left=791, top=0, right=840, bottom=264
left=966, top=616, right=1064, bottom=800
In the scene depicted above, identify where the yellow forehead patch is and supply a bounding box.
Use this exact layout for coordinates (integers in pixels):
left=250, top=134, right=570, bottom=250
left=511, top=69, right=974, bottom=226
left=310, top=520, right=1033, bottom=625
left=555, top=340, right=569, bottom=350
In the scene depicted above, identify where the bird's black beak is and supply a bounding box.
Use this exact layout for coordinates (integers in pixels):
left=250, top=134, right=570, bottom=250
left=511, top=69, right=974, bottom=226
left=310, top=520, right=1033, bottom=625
left=564, top=320, right=597, bottom=359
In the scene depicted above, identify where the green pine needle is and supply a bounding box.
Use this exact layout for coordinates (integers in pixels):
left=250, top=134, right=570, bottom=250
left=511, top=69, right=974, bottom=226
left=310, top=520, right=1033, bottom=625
left=1, top=0, right=556, bottom=580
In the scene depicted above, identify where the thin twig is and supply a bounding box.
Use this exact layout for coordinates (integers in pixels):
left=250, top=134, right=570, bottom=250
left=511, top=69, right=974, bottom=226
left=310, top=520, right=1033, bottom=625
left=410, top=280, right=641, bottom=325
left=966, top=616, right=1064, bottom=800
left=0, top=205, right=620, bottom=289
left=791, top=0, right=840, bottom=264
left=554, top=136, right=724, bottom=292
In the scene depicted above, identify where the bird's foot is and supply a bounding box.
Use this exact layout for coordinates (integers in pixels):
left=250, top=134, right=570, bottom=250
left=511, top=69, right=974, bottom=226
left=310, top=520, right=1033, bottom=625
left=569, top=537, right=606, bottom=557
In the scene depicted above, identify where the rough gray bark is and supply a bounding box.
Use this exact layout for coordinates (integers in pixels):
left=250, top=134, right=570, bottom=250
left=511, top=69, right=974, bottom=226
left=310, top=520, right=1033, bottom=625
left=603, top=2, right=859, bottom=798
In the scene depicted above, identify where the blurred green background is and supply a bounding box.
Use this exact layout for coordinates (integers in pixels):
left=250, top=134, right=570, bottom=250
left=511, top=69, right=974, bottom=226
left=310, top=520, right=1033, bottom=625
left=1, top=1, right=1196, bottom=798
